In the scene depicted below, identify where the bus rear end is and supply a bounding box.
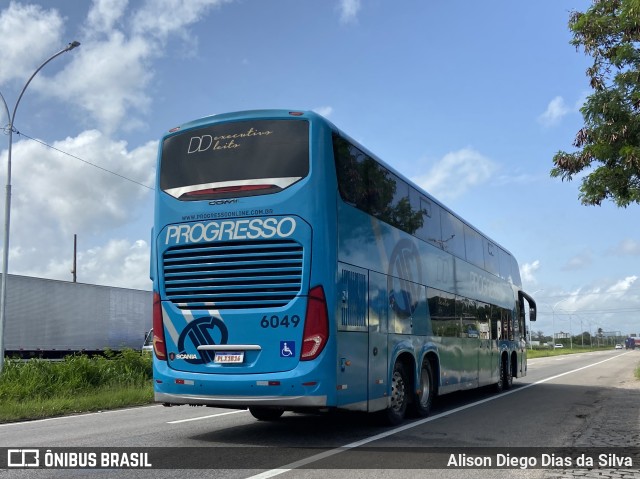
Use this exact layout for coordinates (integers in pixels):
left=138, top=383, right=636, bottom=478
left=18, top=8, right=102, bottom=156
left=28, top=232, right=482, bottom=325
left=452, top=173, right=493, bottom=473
left=151, top=111, right=336, bottom=418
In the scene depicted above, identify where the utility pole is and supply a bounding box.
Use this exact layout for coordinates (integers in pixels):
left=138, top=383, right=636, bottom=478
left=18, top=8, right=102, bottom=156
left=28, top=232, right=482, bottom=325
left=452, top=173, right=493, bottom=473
left=72, top=234, right=77, bottom=283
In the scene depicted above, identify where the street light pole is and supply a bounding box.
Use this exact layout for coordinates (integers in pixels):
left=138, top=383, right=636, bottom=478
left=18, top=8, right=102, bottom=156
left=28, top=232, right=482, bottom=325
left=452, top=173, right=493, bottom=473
left=0, top=41, right=80, bottom=374
left=528, top=289, right=544, bottom=350
left=551, top=297, right=572, bottom=348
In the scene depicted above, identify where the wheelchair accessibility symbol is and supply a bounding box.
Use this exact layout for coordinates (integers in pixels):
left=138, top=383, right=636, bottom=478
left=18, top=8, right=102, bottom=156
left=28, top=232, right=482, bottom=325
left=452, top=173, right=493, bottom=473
left=280, top=341, right=295, bottom=358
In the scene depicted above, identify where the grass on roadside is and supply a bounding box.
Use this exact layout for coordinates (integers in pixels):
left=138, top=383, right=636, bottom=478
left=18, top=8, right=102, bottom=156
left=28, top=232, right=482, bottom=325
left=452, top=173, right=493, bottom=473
left=0, top=349, right=153, bottom=423
left=530, top=347, right=640, bottom=383
left=527, top=346, right=617, bottom=359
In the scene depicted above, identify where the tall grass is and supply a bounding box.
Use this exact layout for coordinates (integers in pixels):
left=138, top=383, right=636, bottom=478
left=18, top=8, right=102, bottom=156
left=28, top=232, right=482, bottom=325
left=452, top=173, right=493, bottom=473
left=527, top=346, right=613, bottom=359
left=0, top=350, right=153, bottom=423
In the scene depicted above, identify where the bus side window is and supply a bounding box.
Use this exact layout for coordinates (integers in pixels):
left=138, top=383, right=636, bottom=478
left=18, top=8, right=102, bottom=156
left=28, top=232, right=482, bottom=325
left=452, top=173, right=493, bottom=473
left=458, top=297, right=477, bottom=338
left=484, top=239, right=499, bottom=276
left=464, top=225, right=484, bottom=268
left=333, top=135, right=363, bottom=206
left=491, top=306, right=501, bottom=340
left=427, top=288, right=456, bottom=337
left=414, top=193, right=444, bottom=249
left=500, top=308, right=509, bottom=341
left=498, top=248, right=512, bottom=283
left=440, top=212, right=465, bottom=258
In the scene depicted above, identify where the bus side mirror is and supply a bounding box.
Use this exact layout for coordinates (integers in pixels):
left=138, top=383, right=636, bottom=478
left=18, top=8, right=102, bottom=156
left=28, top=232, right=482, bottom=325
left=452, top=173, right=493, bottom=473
left=529, top=305, right=537, bottom=322
left=519, top=291, right=537, bottom=322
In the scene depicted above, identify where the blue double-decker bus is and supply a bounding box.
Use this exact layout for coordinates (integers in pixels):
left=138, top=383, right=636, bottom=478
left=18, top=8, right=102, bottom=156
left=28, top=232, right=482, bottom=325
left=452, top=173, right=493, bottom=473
left=151, top=110, right=537, bottom=424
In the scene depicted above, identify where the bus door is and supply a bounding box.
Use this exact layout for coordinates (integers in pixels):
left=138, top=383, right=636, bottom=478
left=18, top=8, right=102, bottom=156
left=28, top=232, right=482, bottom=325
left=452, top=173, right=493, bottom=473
left=477, top=302, right=494, bottom=386
left=336, top=264, right=370, bottom=410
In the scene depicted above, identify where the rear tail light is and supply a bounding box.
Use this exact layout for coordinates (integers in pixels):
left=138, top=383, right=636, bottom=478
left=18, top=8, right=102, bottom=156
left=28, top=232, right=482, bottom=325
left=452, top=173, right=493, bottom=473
left=153, top=292, right=167, bottom=360
left=179, top=184, right=278, bottom=199
left=301, top=286, right=329, bottom=361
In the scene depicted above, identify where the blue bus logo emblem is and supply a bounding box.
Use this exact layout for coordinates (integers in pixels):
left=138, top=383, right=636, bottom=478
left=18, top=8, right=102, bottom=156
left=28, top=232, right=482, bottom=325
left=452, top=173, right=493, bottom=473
left=177, top=316, right=229, bottom=364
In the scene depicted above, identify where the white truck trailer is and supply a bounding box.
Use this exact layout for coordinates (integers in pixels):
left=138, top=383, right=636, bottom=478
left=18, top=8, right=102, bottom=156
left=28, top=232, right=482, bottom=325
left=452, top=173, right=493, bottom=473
left=3, top=274, right=152, bottom=358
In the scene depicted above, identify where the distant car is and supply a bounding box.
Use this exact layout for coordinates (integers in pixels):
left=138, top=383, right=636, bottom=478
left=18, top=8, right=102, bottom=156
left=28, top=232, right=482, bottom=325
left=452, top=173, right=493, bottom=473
left=554, top=344, right=564, bottom=348
left=615, top=343, right=623, bottom=350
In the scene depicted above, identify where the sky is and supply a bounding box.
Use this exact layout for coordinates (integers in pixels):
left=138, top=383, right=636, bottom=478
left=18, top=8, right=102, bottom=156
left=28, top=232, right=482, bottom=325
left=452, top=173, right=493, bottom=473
left=0, top=0, right=638, bottom=339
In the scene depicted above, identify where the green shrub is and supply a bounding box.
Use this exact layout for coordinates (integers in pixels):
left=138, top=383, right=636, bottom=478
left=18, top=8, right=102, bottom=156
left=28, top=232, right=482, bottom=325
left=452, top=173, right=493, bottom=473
left=0, top=350, right=152, bottom=402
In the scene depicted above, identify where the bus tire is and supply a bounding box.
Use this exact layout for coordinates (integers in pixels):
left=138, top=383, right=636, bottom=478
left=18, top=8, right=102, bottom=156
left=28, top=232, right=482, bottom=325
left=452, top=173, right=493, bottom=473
left=410, top=359, right=434, bottom=418
left=249, top=407, right=284, bottom=421
left=383, top=361, right=409, bottom=426
left=495, top=357, right=505, bottom=393
left=503, top=356, right=513, bottom=390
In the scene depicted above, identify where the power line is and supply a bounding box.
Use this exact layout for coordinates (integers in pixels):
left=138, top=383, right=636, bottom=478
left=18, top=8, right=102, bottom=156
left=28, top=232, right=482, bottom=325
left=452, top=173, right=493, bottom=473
left=534, top=287, right=640, bottom=301
left=539, top=307, right=640, bottom=315
left=6, top=128, right=155, bottom=191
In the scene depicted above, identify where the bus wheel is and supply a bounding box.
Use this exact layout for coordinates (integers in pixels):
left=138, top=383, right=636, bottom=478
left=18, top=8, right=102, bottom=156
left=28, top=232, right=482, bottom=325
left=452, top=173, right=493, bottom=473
left=495, top=358, right=505, bottom=393
left=384, top=361, right=408, bottom=425
left=249, top=407, right=284, bottom=421
left=503, top=356, right=513, bottom=390
left=410, top=360, right=434, bottom=417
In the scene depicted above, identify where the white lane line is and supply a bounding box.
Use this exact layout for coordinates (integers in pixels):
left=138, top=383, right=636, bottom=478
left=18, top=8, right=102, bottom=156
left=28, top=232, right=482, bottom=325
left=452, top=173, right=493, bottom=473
left=167, top=409, right=247, bottom=424
left=245, top=353, right=628, bottom=479
left=0, top=405, right=163, bottom=427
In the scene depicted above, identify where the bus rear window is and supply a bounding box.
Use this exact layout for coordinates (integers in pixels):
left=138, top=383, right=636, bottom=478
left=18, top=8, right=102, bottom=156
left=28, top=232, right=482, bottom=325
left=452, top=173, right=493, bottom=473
left=160, top=119, right=309, bottom=200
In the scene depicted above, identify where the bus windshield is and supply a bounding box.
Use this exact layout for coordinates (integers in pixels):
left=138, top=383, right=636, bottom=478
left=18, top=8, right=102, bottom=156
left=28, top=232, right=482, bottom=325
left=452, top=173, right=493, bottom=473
left=160, top=119, right=309, bottom=200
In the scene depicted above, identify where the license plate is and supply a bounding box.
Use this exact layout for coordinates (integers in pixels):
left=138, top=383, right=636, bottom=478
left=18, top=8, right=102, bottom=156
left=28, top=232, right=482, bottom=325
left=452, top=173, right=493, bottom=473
left=214, top=351, right=244, bottom=364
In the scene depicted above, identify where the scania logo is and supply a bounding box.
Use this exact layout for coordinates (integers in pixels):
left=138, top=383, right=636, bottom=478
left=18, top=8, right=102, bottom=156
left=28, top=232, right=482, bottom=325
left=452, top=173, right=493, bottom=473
left=173, top=353, right=198, bottom=360
left=176, top=316, right=229, bottom=364
left=388, top=239, right=422, bottom=319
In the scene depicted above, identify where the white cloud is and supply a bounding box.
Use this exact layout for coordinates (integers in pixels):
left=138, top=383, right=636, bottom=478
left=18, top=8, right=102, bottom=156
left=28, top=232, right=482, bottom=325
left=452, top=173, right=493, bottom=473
left=412, top=148, right=497, bottom=200
left=131, top=0, right=231, bottom=41
left=47, top=32, right=153, bottom=134
left=606, top=276, right=638, bottom=294
left=3, top=1, right=234, bottom=133
left=20, top=238, right=152, bottom=290
left=610, top=238, right=640, bottom=256
left=0, top=2, right=64, bottom=85
left=534, top=276, right=640, bottom=337
left=86, top=0, right=129, bottom=36
left=39, top=0, right=232, bottom=134
left=338, top=0, right=361, bottom=24
left=538, top=96, right=570, bottom=127
left=521, top=260, right=540, bottom=285
left=562, top=252, right=592, bottom=271
left=7, top=130, right=156, bottom=234
left=0, top=131, right=156, bottom=287
left=0, top=0, right=238, bottom=289
left=77, top=239, right=152, bottom=289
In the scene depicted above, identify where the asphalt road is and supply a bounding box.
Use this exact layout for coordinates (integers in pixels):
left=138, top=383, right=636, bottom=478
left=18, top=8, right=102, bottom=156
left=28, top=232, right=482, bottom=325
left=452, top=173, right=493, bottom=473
left=0, top=349, right=638, bottom=479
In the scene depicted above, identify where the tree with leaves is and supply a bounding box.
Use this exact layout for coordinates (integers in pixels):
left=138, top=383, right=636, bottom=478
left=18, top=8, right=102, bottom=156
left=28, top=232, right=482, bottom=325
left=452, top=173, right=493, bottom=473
left=552, top=0, right=640, bottom=207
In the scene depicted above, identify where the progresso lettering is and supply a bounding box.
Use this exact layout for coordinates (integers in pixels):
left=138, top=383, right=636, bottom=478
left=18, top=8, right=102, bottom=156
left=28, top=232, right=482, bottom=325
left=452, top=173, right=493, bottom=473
left=165, top=217, right=296, bottom=245
left=470, top=271, right=503, bottom=303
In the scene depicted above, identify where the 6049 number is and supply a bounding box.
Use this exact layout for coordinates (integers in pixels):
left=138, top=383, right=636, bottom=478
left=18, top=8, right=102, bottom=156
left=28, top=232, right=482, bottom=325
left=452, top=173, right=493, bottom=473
left=261, top=315, right=301, bottom=328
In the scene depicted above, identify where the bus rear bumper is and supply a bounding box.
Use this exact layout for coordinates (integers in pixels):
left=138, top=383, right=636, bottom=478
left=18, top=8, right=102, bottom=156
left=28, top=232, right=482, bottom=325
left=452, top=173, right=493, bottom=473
left=153, top=358, right=332, bottom=409
left=155, top=391, right=327, bottom=408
